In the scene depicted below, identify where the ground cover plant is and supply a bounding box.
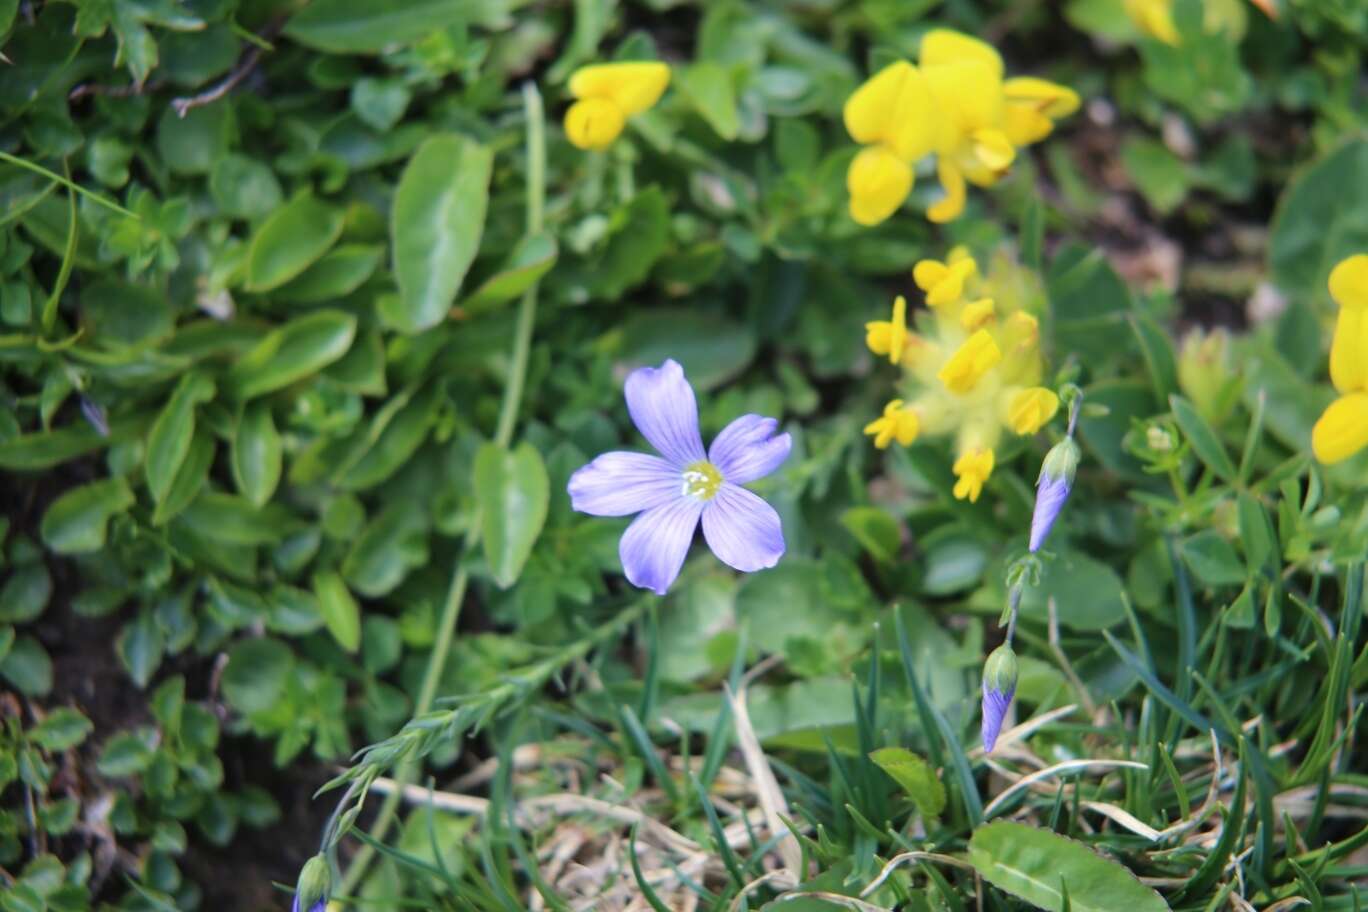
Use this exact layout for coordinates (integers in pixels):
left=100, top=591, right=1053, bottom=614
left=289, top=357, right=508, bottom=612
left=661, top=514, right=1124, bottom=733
left=1, top=0, right=1366, bottom=909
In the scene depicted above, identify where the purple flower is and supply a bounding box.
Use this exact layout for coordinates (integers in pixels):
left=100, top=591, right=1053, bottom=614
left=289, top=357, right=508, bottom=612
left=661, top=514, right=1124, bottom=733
left=980, top=644, right=1018, bottom=753
left=291, top=899, right=326, bottom=912
left=1029, top=437, right=1079, bottom=553
left=568, top=359, right=791, bottom=595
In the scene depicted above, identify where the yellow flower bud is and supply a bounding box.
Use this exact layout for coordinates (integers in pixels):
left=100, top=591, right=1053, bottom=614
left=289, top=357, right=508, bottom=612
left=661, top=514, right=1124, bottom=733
left=847, top=146, right=914, bottom=226
left=564, top=98, right=625, bottom=150
left=960, top=297, right=996, bottom=331
left=939, top=329, right=1002, bottom=394
left=1007, top=387, right=1060, bottom=435
left=1311, top=393, right=1368, bottom=465
left=952, top=447, right=995, bottom=502
left=864, top=400, right=921, bottom=449
left=1329, top=256, right=1368, bottom=394
left=569, top=62, right=671, bottom=116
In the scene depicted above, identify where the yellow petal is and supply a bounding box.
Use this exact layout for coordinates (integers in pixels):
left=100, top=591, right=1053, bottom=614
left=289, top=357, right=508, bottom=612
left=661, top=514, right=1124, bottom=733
left=920, top=30, right=1004, bottom=78
left=1007, top=387, right=1060, bottom=434
left=928, top=158, right=967, bottom=224
left=569, top=62, right=671, bottom=115
left=914, top=259, right=949, bottom=292
left=960, top=297, right=996, bottom=330
left=972, top=128, right=1016, bottom=172
left=848, top=146, right=913, bottom=226
left=564, top=98, right=624, bottom=150
left=1004, top=77, right=1080, bottom=118
left=1311, top=393, right=1368, bottom=464
left=1328, top=254, right=1368, bottom=311
left=844, top=61, right=935, bottom=161
left=893, top=407, right=921, bottom=445
left=1125, top=0, right=1181, bottom=44
left=952, top=447, right=995, bottom=502
left=939, top=328, right=1003, bottom=394
left=1330, top=306, right=1368, bottom=394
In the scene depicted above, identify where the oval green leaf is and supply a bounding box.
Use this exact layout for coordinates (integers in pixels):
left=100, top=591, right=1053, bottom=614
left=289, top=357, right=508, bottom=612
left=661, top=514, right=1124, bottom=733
left=463, top=233, right=558, bottom=314
left=284, top=0, right=466, bottom=54
left=275, top=243, right=384, bottom=303
left=225, top=309, right=357, bottom=400
left=232, top=403, right=282, bottom=508
left=145, top=373, right=215, bottom=505
left=474, top=441, right=549, bottom=589
left=40, top=477, right=135, bottom=554
left=385, top=134, right=492, bottom=333
left=244, top=193, right=345, bottom=292
left=313, top=571, right=361, bottom=653
left=969, top=820, right=1169, bottom=912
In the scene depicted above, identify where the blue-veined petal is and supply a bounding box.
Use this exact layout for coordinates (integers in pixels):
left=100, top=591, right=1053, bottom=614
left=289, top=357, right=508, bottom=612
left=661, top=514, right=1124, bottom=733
left=624, top=359, right=706, bottom=468
left=619, top=495, right=705, bottom=594
left=708, top=415, right=792, bottom=485
left=700, top=483, right=784, bottom=573
left=568, top=452, right=681, bottom=517
left=981, top=679, right=1015, bottom=753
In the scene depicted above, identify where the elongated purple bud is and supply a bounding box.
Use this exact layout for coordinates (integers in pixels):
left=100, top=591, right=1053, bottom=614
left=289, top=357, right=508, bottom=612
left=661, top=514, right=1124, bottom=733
left=291, top=854, right=329, bottom=912
left=80, top=398, right=109, bottom=437
left=981, top=644, right=1018, bottom=752
left=1029, top=437, right=1079, bottom=552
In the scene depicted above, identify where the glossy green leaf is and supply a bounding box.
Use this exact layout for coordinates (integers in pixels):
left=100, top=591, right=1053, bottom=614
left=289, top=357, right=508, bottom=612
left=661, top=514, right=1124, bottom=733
left=970, top=821, right=1168, bottom=912
left=209, top=153, right=283, bottom=220
left=385, top=134, right=492, bottom=333
left=840, top=507, right=899, bottom=563
left=275, top=243, right=384, bottom=303
left=313, top=571, right=361, bottom=653
left=0, top=635, right=52, bottom=696
left=474, top=441, right=550, bottom=589
left=284, top=0, right=466, bottom=54
left=1269, top=139, right=1368, bottom=305
left=342, top=504, right=428, bottom=598
left=81, top=279, right=174, bottom=348
left=117, top=607, right=164, bottom=689
left=177, top=491, right=294, bottom=546
left=232, top=403, right=282, bottom=508
left=680, top=62, right=740, bottom=140
left=29, top=708, right=93, bottom=752
left=463, top=234, right=558, bottom=313
left=153, top=432, right=215, bottom=526
left=243, top=193, right=345, bottom=292
left=335, top=384, right=441, bottom=490
left=618, top=308, right=757, bottom=392
left=97, top=732, right=155, bottom=777
left=145, top=373, right=215, bottom=505
left=39, top=477, right=135, bottom=554
left=224, top=309, right=357, bottom=400
left=0, top=563, right=52, bottom=623
left=1019, top=549, right=1127, bottom=631
left=221, top=637, right=293, bottom=716
left=1170, top=395, right=1236, bottom=482
left=869, top=747, right=945, bottom=820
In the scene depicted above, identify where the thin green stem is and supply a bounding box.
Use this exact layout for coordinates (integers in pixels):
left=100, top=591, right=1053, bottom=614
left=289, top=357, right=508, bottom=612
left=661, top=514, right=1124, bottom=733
left=337, top=81, right=548, bottom=900
left=0, top=151, right=137, bottom=218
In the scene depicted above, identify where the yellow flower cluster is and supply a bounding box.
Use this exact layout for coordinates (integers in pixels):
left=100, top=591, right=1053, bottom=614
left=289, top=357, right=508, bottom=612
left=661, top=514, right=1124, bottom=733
left=863, top=247, right=1059, bottom=503
left=1312, top=255, right=1368, bottom=466
left=844, top=30, right=1078, bottom=226
left=563, top=62, right=671, bottom=150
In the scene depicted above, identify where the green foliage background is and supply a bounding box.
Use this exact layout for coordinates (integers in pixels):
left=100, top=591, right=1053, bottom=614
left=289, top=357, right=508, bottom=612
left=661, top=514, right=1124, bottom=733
left=0, top=0, right=1365, bottom=910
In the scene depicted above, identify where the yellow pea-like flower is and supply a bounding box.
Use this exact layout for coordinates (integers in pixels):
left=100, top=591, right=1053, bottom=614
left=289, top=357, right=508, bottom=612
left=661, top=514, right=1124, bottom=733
left=564, top=61, right=670, bottom=150
left=1125, top=0, right=1181, bottom=44
left=1329, top=254, right=1368, bottom=394
left=1311, top=393, right=1368, bottom=465
left=1003, top=77, right=1081, bottom=145
left=843, top=61, right=936, bottom=162
left=847, top=146, right=915, bottom=227
left=939, top=329, right=1003, bottom=394
left=1005, top=311, right=1040, bottom=350
left=952, top=447, right=995, bottom=502
left=866, top=295, right=914, bottom=365
left=1007, top=387, right=1060, bottom=435
left=914, top=253, right=978, bottom=308
left=865, top=400, right=921, bottom=449
left=928, top=158, right=969, bottom=224
left=960, top=298, right=996, bottom=331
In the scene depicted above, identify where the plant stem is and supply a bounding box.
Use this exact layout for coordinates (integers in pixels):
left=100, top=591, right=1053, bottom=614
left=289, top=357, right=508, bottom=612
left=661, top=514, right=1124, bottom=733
left=0, top=150, right=137, bottom=218
left=337, top=81, right=548, bottom=900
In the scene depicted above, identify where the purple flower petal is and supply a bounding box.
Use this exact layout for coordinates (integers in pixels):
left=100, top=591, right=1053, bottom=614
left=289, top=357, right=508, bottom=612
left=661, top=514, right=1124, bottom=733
left=624, top=359, right=706, bottom=468
left=619, top=495, right=705, bottom=594
left=701, top=483, right=785, bottom=573
left=981, top=681, right=1016, bottom=753
left=568, top=452, right=681, bottom=517
left=708, top=415, right=792, bottom=485
left=1028, top=473, right=1071, bottom=552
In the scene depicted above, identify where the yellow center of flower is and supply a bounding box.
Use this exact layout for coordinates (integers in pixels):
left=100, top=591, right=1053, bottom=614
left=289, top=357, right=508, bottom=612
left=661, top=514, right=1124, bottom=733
left=681, top=461, right=723, bottom=500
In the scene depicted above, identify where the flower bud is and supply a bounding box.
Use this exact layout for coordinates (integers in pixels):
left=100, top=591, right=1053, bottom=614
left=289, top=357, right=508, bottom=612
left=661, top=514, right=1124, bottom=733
left=1030, top=437, right=1078, bottom=552
left=292, top=854, right=330, bottom=912
left=981, top=644, right=1019, bottom=753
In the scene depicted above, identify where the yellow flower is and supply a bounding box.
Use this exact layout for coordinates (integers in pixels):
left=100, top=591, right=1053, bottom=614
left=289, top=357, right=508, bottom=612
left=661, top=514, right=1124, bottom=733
left=866, top=295, right=915, bottom=365
left=939, top=329, right=1002, bottom=394
left=960, top=298, right=996, bottom=331
left=952, top=447, right=994, bottom=502
left=1003, top=77, right=1081, bottom=146
left=1125, top=0, right=1181, bottom=44
left=564, top=62, right=670, bottom=150
left=1328, top=254, right=1368, bottom=395
left=1312, top=393, right=1368, bottom=465
left=1007, top=387, right=1060, bottom=435
left=865, top=400, right=921, bottom=449
left=843, top=61, right=935, bottom=225
left=914, top=251, right=977, bottom=307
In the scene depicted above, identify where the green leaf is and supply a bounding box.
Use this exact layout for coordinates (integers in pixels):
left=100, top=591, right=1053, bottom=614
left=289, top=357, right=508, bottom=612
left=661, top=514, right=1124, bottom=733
left=209, top=153, right=283, bottom=220
left=1048, top=244, right=1135, bottom=364
left=29, top=708, right=92, bottom=752
left=335, top=383, right=441, bottom=491
left=840, top=507, right=899, bottom=563
left=244, top=193, right=345, bottom=292
left=618, top=308, right=757, bottom=392
left=1269, top=139, right=1368, bottom=306
left=152, top=432, right=214, bottom=526
left=969, top=820, right=1168, bottom=912
left=145, top=373, right=215, bottom=505
left=176, top=491, right=293, bottom=546
left=474, top=442, right=550, bottom=589
left=0, top=636, right=51, bottom=696
left=385, top=134, right=492, bottom=333
left=1019, top=550, right=1127, bottom=631
left=81, top=278, right=174, bottom=348
left=284, top=0, right=467, bottom=54
left=231, top=403, right=282, bottom=508
left=275, top=243, right=384, bottom=304
left=313, top=571, right=361, bottom=653
left=1180, top=530, right=1245, bottom=586
left=40, top=477, right=136, bottom=554
left=1121, top=136, right=1190, bottom=213
left=225, top=309, right=357, bottom=400
left=1170, top=395, right=1236, bottom=482
left=463, top=234, right=558, bottom=314
left=680, top=62, right=740, bottom=140
left=0, top=563, right=52, bottom=622
left=342, top=504, right=428, bottom=597
left=116, top=607, right=164, bottom=689
left=1236, top=494, right=1276, bottom=574
left=221, top=637, right=293, bottom=716
left=869, top=747, right=945, bottom=820
left=97, top=732, right=155, bottom=777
